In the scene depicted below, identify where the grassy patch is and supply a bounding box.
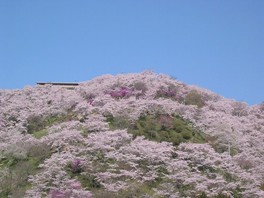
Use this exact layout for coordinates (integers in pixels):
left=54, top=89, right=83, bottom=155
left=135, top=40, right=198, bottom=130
left=107, top=113, right=207, bottom=146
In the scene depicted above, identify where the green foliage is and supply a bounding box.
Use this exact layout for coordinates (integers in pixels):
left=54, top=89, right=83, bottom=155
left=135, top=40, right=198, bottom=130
left=32, top=129, right=48, bottom=139
left=196, top=189, right=243, bottom=198
left=67, top=163, right=102, bottom=191
left=197, top=164, right=216, bottom=173
left=26, top=111, right=78, bottom=134
left=207, top=135, right=238, bottom=156
left=222, top=171, right=237, bottom=183
left=107, top=113, right=206, bottom=146
left=214, top=194, right=230, bottom=198
left=26, top=115, right=46, bottom=134
left=7, top=116, right=19, bottom=123
left=176, top=184, right=194, bottom=197
left=106, top=114, right=131, bottom=130
left=78, top=174, right=101, bottom=189
left=79, top=127, right=93, bottom=137
left=214, top=188, right=242, bottom=198
left=198, top=192, right=208, bottom=198
left=0, top=143, right=51, bottom=197
left=0, top=156, right=18, bottom=168
left=133, top=81, right=148, bottom=93
left=260, top=183, right=264, bottom=191
left=66, top=152, right=118, bottom=192
left=184, top=90, right=205, bottom=108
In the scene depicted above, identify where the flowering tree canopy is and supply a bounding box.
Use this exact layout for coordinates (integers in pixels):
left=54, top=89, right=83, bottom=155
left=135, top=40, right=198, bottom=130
left=0, top=71, right=263, bottom=198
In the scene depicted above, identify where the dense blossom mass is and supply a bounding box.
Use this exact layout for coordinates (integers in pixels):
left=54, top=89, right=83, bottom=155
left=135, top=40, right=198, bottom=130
left=0, top=71, right=263, bottom=198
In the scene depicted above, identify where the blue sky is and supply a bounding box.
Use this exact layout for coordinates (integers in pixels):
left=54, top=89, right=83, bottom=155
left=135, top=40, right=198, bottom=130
left=0, top=1, right=263, bottom=105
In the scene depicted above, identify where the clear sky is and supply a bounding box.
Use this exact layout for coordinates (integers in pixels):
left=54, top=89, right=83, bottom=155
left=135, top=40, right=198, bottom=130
left=0, top=1, right=263, bottom=105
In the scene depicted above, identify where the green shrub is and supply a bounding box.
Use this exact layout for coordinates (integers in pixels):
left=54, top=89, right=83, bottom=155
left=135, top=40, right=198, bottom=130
left=32, top=129, right=48, bottom=139
left=67, top=163, right=102, bottom=190
left=26, top=115, right=47, bottom=134
left=184, top=90, right=205, bottom=108
left=133, top=81, right=148, bottom=93
left=8, top=116, right=19, bottom=123
left=78, top=174, right=101, bottom=189
left=181, top=130, right=192, bottom=140
left=106, top=114, right=131, bottom=130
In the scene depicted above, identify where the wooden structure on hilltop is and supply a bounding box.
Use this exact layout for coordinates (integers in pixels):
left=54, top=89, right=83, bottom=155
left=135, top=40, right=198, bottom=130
left=37, top=82, right=79, bottom=89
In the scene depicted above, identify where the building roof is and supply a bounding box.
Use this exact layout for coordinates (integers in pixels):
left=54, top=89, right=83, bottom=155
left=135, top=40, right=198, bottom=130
left=37, top=82, right=79, bottom=86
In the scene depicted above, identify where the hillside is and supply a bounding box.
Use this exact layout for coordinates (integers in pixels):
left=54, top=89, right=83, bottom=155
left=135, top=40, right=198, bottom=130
left=0, top=71, right=263, bottom=198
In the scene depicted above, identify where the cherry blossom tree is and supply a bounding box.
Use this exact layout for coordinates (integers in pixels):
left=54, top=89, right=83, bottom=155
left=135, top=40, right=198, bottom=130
left=0, top=71, right=263, bottom=197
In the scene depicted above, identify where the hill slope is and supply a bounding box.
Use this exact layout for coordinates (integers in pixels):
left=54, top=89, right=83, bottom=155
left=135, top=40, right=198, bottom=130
left=0, top=72, right=263, bottom=198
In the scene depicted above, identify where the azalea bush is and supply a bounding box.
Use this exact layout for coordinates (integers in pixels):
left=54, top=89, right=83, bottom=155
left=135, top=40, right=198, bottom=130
left=106, top=87, right=133, bottom=99
left=106, top=82, right=148, bottom=99
left=156, top=85, right=177, bottom=98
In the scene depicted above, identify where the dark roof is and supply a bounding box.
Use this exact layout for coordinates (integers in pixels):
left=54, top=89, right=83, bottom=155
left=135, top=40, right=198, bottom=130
left=37, top=82, right=79, bottom=86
